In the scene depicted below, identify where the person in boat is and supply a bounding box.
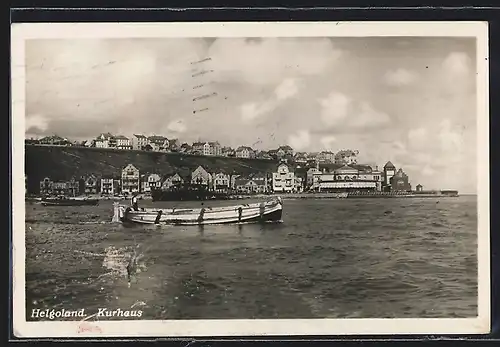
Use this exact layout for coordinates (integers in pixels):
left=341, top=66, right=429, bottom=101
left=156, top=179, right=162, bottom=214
left=131, top=192, right=139, bottom=211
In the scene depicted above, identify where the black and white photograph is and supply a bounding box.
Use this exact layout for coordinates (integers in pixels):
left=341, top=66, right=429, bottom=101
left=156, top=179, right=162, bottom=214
left=11, top=21, right=490, bottom=337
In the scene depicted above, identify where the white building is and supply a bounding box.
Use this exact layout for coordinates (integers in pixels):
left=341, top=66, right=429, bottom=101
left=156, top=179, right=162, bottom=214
left=272, top=163, right=295, bottom=193
left=212, top=172, right=231, bottom=192
left=235, top=146, right=254, bottom=159
left=148, top=136, right=169, bottom=152
left=192, top=141, right=222, bottom=156
left=191, top=166, right=213, bottom=188
left=140, top=173, right=162, bottom=193
left=202, top=142, right=211, bottom=156
left=192, top=142, right=209, bottom=155
left=209, top=142, right=222, bottom=156
left=306, top=167, right=321, bottom=188
left=95, top=133, right=115, bottom=148
left=100, top=176, right=115, bottom=195
left=317, top=151, right=335, bottom=162
left=383, top=161, right=397, bottom=187
left=162, top=173, right=184, bottom=190
left=131, top=134, right=149, bottom=151
left=115, top=135, right=132, bottom=150
left=121, top=164, right=140, bottom=194
left=294, top=176, right=304, bottom=192
left=147, top=173, right=162, bottom=191
left=294, top=152, right=308, bottom=164
left=334, top=149, right=359, bottom=165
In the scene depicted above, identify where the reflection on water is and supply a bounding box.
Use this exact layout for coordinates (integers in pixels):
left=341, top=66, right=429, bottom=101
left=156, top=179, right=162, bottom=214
left=25, top=196, right=478, bottom=320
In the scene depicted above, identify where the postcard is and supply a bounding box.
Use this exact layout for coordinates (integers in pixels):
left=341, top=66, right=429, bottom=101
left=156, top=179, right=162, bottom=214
left=11, top=21, right=490, bottom=338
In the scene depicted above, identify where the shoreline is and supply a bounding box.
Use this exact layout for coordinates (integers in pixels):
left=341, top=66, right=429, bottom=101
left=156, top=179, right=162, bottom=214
left=27, top=191, right=464, bottom=202
left=243, top=193, right=462, bottom=200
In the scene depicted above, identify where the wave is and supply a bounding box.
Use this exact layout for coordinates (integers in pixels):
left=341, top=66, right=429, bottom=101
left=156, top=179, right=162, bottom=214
left=26, top=219, right=112, bottom=225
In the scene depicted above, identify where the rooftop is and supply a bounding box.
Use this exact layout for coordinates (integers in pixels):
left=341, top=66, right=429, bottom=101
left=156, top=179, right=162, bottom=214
left=384, top=161, right=396, bottom=169
left=236, top=146, right=253, bottom=151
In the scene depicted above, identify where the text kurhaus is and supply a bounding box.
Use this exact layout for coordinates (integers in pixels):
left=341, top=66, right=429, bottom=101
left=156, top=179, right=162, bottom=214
left=97, top=308, right=143, bottom=318
left=31, top=308, right=86, bottom=320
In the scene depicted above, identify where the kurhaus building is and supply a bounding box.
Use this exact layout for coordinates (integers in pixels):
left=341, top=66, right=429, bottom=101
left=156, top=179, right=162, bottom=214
left=309, top=160, right=412, bottom=193
left=311, top=163, right=384, bottom=192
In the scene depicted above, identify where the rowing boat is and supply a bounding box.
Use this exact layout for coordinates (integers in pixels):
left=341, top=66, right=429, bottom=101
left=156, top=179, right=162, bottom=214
left=112, top=197, right=283, bottom=225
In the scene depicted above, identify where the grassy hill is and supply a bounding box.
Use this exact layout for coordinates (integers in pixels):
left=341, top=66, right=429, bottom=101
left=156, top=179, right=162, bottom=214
left=25, top=145, right=279, bottom=194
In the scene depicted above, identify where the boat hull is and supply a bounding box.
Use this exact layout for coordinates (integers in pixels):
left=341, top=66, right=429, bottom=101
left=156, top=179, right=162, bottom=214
left=113, top=197, right=283, bottom=226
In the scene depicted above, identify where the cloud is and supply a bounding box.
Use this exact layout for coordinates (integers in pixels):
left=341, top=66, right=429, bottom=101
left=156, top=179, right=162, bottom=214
left=208, top=38, right=342, bottom=85
left=422, top=165, right=436, bottom=176
left=240, top=101, right=276, bottom=122
left=319, top=91, right=352, bottom=127
left=408, top=127, right=428, bottom=149
left=350, top=102, right=391, bottom=128
left=380, top=141, right=408, bottom=163
left=384, top=68, right=418, bottom=86
left=288, top=130, right=311, bottom=151
left=439, top=119, right=463, bottom=153
left=414, top=152, right=432, bottom=163
left=240, top=78, right=300, bottom=122
left=442, top=52, right=471, bottom=76
left=320, top=135, right=337, bottom=149
left=167, top=119, right=187, bottom=133
left=407, top=121, right=464, bottom=162
left=25, top=114, right=49, bottom=133
left=275, top=78, right=300, bottom=100
left=392, top=140, right=407, bottom=152
left=319, top=92, right=390, bottom=130
left=431, top=51, right=475, bottom=97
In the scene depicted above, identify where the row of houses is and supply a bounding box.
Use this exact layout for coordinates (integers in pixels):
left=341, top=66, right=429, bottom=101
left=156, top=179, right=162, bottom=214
left=119, top=163, right=306, bottom=195
left=36, top=160, right=413, bottom=197
left=27, top=134, right=361, bottom=165
left=38, top=163, right=302, bottom=196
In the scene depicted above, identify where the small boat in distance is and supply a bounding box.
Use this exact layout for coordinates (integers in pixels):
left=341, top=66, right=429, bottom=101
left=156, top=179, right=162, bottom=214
left=112, top=197, right=283, bottom=226
left=41, top=196, right=100, bottom=206
left=25, top=196, right=42, bottom=203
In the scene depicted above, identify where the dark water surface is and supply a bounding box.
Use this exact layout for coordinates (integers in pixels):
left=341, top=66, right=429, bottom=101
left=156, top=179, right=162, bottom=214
left=25, top=196, right=478, bottom=320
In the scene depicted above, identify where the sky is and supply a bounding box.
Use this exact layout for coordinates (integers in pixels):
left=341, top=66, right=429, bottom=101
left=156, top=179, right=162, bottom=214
left=25, top=37, right=478, bottom=193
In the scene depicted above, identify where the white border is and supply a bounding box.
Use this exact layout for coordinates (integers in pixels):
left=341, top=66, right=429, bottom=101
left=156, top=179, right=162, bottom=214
left=11, top=21, right=490, bottom=338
